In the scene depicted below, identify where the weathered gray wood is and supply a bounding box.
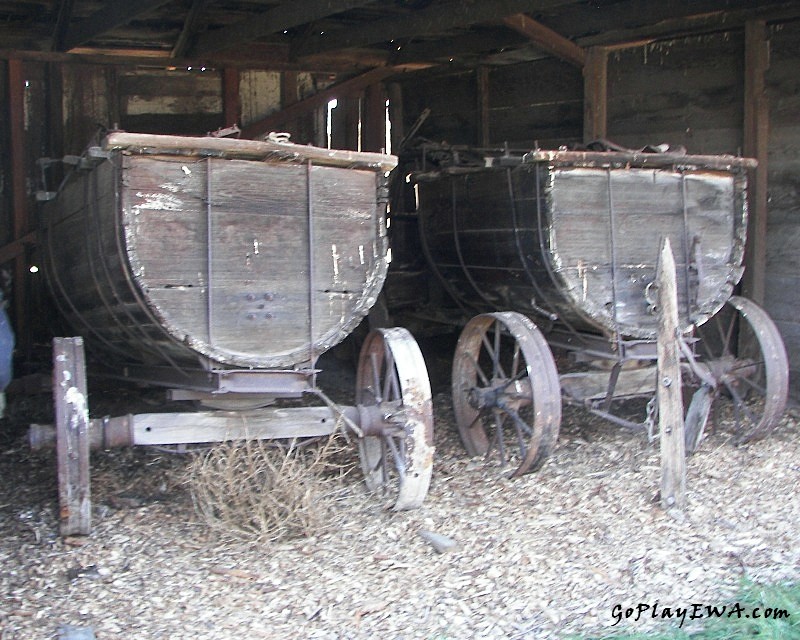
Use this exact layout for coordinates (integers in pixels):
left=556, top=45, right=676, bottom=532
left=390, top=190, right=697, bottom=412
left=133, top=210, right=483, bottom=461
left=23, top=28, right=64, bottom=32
left=559, top=366, right=656, bottom=403
left=741, top=19, right=770, bottom=306
left=583, top=46, right=608, bottom=143
left=30, top=405, right=355, bottom=450
left=416, top=156, right=748, bottom=341
left=42, top=133, right=394, bottom=371
left=657, top=239, right=686, bottom=510
left=53, top=337, right=91, bottom=536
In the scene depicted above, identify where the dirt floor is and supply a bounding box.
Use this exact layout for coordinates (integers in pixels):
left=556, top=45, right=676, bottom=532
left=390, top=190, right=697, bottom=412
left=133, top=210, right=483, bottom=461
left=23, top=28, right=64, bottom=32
left=0, top=342, right=798, bottom=640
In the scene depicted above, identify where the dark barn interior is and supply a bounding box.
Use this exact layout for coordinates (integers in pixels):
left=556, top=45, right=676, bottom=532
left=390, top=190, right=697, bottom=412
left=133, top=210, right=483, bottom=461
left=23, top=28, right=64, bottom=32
left=2, top=0, right=800, bottom=396
left=1, top=3, right=800, bottom=638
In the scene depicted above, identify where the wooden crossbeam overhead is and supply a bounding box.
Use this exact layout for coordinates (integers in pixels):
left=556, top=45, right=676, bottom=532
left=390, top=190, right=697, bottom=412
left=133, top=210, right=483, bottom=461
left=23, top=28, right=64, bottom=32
left=172, top=0, right=210, bottom=58
left=60, top=0, right=173, bottom=51
left=189, top=0, right=378, bottom=57
left=292, top=0, right=578, bottom=59
left=51, top=0, right=76, bottom=52
left=502, top=13, right=585, bottom=67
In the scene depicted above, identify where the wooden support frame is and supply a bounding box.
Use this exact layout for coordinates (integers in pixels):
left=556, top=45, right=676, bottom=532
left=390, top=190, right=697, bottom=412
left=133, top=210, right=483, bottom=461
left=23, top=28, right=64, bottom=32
left=583, top=46, right=608, bottom=143
left=742, top=20, right=770, bottom=306
left=657, top=239, right=686, bottom=510
left=222, top=67, right=241, bottom=128
left=53, top=337, right=92, bottom=536
left=477, top=66, right=490, bottom=147
left=502, top=13, right=585, bottom=68
left=7, top=58, right=30, bottom=354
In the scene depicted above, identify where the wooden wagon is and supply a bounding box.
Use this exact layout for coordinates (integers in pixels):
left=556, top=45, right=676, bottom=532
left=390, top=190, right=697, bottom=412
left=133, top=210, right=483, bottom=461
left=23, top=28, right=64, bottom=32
left=33, top=132, right=434, bottom=535
left=412, top=144, right=788, bottom=477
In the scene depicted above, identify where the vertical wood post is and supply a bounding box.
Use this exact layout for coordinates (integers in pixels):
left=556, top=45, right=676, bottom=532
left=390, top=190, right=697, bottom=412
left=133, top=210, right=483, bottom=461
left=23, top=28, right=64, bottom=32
left=583, top=46, right=608, bottom=143
left=53, top=337, right=92, bottom=536
left=477, top=65, right=490, bottom=147
left=742, top=20, right=769, bottom=306
left=657, top=238, right=686, bottom=510
left=8, top=58, right=30, bottom=356
left=362, top=82, right=387, bottom=152
left=222, top=67, right=240, bottom=128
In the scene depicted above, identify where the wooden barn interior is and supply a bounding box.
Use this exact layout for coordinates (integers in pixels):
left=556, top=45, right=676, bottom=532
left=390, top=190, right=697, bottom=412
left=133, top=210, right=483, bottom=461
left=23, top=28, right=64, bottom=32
left=1, top=0, right=800, bottom=397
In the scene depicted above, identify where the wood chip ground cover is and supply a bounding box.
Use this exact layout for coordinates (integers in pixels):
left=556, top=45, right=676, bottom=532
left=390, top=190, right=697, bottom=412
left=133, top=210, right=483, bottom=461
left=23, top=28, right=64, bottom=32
left=0, top=388, right=798, bottom=639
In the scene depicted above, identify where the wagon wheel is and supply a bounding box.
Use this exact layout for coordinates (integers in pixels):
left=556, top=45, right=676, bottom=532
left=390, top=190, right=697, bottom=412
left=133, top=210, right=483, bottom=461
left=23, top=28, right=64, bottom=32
left=692, top=295, right=788, bottom=444
left=452, top=312, right=561, bottom=477
left=356, top=328, right=434, bottom=510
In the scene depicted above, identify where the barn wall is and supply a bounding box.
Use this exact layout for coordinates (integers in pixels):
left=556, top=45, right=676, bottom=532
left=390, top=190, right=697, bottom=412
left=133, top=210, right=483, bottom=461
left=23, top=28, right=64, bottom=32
left=606, top=33, right=744, bottom=153
left=393, top=21, right=800, bottom=395
left=765, top=20, right=800, bottom=395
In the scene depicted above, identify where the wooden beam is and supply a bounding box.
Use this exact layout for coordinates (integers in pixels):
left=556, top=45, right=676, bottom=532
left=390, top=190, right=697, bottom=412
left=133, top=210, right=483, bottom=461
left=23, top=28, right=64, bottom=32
left=0, top=46, right=373, bottom=73
left=190, top=0, right=377, bottom=57
left=362, top=83, right=387, bottom=153
left=502, top=13, right=585, bottom=68
left=583, top=46, right=608, bottom=143
left=61, top=0, right=178, bottom=51
left=477, top=66, right=490, bottom=146
left=8, top=58, right=28, bottom=352
left=51, top=0, right=76, bottom=52
left=742, top=20, right=769, bottom=306
left=171, top=0, right=209, bottom=59
left=0, top=232, right=37, bottom=266
left=657, top=238, right=686, bottom=511
left=53, top=337, right=92, bottom=536
left=222, top=67, right=240, bottom=128
left=240, top=66, right=418, bottom=140
left=293, top=0, right=578, bottom=58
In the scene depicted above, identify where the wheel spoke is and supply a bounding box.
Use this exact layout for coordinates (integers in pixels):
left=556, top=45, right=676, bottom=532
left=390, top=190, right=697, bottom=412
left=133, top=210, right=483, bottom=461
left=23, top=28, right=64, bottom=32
left=369, top=352, right=382, bottom=402
left=464, top=350, right=491, bottom=387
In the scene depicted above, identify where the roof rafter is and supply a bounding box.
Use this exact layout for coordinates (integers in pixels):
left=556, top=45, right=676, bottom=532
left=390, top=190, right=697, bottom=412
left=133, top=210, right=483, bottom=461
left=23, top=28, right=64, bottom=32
left=502, top=13, right=584, bottom=67
left=292, top=0, right=578, bottom=58
left=60, top=0, right=173, bottom=51
left=189, top=0, right=379, bottom=57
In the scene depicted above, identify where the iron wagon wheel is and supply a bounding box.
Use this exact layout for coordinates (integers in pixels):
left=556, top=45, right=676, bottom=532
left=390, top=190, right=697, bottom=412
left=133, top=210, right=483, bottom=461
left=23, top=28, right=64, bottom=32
left=452, top=312, right=561, bottom=477
left=355, top=327, right=434, bottom=510
left=691, top=295, right=788, bottom=445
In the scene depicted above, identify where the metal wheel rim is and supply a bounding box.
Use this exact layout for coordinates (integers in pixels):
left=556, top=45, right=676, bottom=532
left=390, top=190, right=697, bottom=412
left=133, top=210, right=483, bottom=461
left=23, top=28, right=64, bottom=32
left=452, top=312, right=561, bottom=477
left=356, top=327, right=434, bottom=510
left=696, top=295, right=788, bottom=443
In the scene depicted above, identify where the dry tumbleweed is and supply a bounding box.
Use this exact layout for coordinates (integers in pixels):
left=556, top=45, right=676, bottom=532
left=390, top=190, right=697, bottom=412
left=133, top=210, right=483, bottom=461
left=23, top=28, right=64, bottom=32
left=185, top=434, right=353, bottom=543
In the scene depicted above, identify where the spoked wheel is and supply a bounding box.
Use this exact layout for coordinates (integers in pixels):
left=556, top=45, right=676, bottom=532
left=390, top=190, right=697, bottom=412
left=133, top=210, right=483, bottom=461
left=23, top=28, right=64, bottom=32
left=452, top=312, right=561, bottom=477
left=693, top=296, right=788, bottom=444
left=356, top=327, right=434, bottom=510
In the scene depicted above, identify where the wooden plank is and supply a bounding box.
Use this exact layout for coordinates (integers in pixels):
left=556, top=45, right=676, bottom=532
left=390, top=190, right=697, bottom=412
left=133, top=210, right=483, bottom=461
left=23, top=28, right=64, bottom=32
left=502, top=13, right=585, bottom=68
left=130, top=406, right=342, bottom=445
left=293, top=0, right=577, bottom=58
left=657, top=238, right=686, bottom=510
left=222, top=67, right=240, bottom=127
left=741, top=20, right=769, bottom=306
left=61, top=0, right=173, bottom=51
left=583, top=46, right=607, bottom=143
left=190, top=0, right=378, bottom=57
left=477, top=66, right=490, bottom=147
left=171, top=0, right=209, bottom=59
left=53, top=337, right=92, bottom=536
left=8, top=58, right=28, bottom=354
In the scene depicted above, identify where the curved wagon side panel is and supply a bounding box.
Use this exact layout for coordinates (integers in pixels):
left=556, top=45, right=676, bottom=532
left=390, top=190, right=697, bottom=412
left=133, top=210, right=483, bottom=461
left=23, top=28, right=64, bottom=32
left=415, top=150, right=750, bottom=340
left=41, top=133, right=395, bottom=371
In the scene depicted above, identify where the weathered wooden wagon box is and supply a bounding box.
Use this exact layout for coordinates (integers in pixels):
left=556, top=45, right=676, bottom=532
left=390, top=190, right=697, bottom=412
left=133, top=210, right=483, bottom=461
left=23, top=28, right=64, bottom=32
left=414, top=149, right=752, bottom=341
left=42, top=132, right=396, bottom=373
